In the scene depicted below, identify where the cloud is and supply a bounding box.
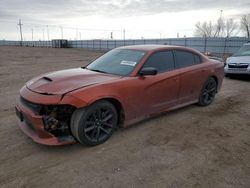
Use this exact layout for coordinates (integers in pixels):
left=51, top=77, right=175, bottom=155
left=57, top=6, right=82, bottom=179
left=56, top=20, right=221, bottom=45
left=0, top=0, right=249, bottom=40
left=0, top=0, right=249, bottom=22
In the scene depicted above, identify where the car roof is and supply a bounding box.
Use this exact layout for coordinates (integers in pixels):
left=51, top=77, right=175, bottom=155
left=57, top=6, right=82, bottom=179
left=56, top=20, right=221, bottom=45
left=117, top=44, right=200, bottom=53
left=118, top=45, right=167, bottom=51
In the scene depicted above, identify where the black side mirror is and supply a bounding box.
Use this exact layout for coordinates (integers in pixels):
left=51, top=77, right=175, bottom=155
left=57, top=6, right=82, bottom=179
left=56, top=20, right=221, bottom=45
left=139, top=67, right=157, bottom=76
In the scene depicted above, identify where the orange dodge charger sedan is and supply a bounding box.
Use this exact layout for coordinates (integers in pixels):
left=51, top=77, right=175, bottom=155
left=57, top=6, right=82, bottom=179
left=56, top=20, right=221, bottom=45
left=15, top=45, right=224, bottom=146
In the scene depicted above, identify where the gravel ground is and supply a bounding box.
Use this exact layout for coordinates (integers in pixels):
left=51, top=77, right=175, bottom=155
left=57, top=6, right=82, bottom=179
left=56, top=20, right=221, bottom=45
left=0, top=46, right=249, bottom=188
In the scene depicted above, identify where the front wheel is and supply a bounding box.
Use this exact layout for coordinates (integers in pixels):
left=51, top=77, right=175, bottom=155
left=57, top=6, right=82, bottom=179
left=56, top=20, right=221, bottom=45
left=71, top=100, right=118, bottom=146
left=198, top=77, right=217, bottom=106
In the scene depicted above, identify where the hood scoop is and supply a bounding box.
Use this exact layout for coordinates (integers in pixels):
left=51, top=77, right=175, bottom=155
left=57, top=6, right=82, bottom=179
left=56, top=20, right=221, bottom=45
left=42, top=76, right=52, bottom=82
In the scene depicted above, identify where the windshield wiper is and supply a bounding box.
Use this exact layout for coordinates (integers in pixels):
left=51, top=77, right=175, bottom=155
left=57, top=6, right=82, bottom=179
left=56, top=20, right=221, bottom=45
left=89, top=69, right=108, bottom=74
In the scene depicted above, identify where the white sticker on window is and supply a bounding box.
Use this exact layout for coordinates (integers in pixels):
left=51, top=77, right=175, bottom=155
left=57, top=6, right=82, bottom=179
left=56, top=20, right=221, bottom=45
left=121, top=60, right=137, bottom=66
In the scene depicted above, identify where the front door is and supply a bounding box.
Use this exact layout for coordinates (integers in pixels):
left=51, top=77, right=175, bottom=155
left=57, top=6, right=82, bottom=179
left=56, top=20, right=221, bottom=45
left=135, top=50, right=180, bottom=117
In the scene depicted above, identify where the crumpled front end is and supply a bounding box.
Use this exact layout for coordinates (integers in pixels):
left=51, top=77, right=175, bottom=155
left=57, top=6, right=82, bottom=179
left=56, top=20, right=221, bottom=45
left=15, top=86, right=83, bottom=146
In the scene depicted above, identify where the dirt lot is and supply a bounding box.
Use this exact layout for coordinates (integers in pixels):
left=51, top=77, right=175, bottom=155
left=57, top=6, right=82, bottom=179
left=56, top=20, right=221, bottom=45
left=0, top=46, right=249, bottom=188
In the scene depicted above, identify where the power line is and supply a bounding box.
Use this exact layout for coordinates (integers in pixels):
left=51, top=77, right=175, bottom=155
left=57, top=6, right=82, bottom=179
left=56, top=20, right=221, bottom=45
left=1, top=18, right=195, bottom=40
left=0, top=19, right=122, bottom=32
left=0, top=19, right=18, bottom=23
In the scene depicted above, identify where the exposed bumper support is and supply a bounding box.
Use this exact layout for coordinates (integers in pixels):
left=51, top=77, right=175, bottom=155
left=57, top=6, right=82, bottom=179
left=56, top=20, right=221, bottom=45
left=16, top=100, right=76, bottom=146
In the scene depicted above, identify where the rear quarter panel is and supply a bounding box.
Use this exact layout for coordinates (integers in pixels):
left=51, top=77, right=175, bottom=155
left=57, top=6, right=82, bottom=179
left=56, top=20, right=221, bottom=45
left=212, top=60, right=224, bottom=91
left=192, top=58, right=224, bottom=93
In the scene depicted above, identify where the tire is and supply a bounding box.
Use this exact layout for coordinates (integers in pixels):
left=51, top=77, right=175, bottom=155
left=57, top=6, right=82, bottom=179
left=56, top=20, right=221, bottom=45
left=71, top=100, right=118, bottom=146
left=198, top=77, right=217, bottom=106
left=225, top=73, right=231, bottom=78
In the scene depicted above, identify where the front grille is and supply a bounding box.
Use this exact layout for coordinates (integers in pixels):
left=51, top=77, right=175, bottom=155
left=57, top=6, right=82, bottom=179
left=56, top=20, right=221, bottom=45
left=228, top=64, right=249, bottom=69
left=20, top=97, right=42, bottom=114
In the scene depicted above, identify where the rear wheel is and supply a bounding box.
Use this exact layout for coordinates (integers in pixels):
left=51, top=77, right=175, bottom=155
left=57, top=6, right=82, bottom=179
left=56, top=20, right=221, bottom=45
left=198, top=77, right=217, bottom=106
left=71, top=100, right=118, bottom=146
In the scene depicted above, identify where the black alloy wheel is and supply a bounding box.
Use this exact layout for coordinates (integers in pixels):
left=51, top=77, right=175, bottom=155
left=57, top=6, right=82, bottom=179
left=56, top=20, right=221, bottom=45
left=71, top=100, right=118, bottom=146
left=198, top=77, right=217, bottom=106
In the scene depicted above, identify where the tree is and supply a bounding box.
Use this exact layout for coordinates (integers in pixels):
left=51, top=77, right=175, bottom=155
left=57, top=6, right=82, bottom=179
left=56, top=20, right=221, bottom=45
left=194, top=21, right=214, bottom=37
left=241, top=14, right=250, bottom=38
left=194, top=18, right=225, bottom=38
left=225, top=18, right=238, bottom=37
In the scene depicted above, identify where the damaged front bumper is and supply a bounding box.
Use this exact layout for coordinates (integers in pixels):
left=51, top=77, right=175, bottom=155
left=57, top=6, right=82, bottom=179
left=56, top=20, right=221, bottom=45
left=15, top=86, right=86, bottom=146
left=16, top=98, right=75, bottom=146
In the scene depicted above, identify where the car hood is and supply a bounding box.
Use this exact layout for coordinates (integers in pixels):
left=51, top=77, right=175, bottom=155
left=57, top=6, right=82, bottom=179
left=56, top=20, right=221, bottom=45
left=227, top=56, right=250, bottom=64
left=26, top=68, right=121, bottom=95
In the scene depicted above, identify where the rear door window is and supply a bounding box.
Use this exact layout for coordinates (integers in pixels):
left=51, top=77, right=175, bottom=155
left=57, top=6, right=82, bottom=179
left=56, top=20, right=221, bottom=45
left=194, top=54, right=202, bottom=64
left=174, top=50, right=195, bottom=68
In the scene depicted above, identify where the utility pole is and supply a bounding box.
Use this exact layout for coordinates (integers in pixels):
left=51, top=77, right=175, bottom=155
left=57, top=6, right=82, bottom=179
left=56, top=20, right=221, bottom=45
left=76, top=28, right=78, bottom=40
left=123, top=29, right=126, bottom=41
left=46, top=25, right=50, bottom=41
left=215, top=10, right=223, bottom=37
left=220, top=9, right=223, bottom=19
left=60, top=26, right=63, bottom=39
left=159, top=32, right=162, bottom=39
left=42, top=29, right=45, bottom=41
left=31, top=28, right=33, bottom=41
left=17, top=19, right=23, bottom=46
left=111, top=32, right=113, bottom=39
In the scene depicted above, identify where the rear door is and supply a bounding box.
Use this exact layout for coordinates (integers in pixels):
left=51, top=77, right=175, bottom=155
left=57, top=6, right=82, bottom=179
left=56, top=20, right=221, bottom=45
left=174, top=50, right=208, bottom=103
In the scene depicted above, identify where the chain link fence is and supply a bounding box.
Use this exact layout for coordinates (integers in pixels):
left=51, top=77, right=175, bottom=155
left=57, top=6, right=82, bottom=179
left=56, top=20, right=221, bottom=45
left=0, top=37, right=249, bottom=57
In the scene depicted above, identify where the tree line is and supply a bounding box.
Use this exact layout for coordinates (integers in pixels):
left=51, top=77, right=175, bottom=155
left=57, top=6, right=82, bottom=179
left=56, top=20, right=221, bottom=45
left=194, top=13, right=250, bottom=38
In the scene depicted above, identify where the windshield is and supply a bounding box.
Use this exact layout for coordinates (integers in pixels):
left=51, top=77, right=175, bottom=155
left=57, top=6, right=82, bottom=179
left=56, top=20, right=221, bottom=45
left=86, top=49, right=146, bottom=76
left=233, top=45, right=250, bottom=57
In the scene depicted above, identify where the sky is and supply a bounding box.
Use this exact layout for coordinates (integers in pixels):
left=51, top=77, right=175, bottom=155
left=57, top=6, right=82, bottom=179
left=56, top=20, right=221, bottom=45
left=0, top=0, right=250, bottom=40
